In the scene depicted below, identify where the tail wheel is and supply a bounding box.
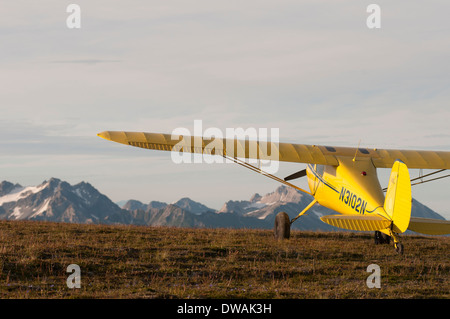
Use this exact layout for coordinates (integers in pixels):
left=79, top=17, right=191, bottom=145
left=389, top=230, right=404, bottom=255
left=395, top=243, right=404, bottom=255
left=274, top=212, right=291, bottom=240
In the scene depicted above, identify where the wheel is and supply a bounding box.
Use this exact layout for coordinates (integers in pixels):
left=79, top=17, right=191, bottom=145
left=374, top=231, right=391, bottom=244
left=374, top=231, right=381, bottom=244
left=274, top=212, right=291, bottom=240
left=382, top=233, right=391, bottom=244
left=395, top=243, right=404, bottom=255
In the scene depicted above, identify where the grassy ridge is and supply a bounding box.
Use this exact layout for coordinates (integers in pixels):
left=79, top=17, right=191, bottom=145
left=0, top=220, right=448, bottom=298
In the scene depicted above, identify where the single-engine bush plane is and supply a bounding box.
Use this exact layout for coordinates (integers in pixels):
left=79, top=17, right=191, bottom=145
left=97, top=130, right=450, bottom=254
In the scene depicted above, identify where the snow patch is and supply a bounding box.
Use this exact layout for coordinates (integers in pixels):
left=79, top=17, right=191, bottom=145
left=73, top=187, right=92, bottom=205
left=0, top=183, right=48, bottom=206
left=11, top=207, right=23, bottom=219
left=256, top=210, right=273, bottom=220
left=244, top=202, right=266, bottom=210
left=74, top=188, right=83, bottom=198
left=30, top=198, right=51, bottom=218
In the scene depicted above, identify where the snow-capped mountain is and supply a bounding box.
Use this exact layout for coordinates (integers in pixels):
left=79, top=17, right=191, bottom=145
left=219, top=185, right=308, bottom=218
left=0, top=178, right=129, bottom=224
left=0, top=179, right=446, bottom=231
left=217, top=186, right=338, bottom=230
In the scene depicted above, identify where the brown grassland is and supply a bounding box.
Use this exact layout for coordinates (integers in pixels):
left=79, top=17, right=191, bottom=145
left=0, top=220, right=448, bottom=299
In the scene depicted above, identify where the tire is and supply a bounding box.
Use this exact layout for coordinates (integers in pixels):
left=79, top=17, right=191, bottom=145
left=374, top=231, right=381, bottom=244
left=395, top=243, right=404, bottom=255
left=381, top=233, right=391, bottom=244
left=274, top=212, right=291, bottom=240
left=374, top=231, right=391, bottom=245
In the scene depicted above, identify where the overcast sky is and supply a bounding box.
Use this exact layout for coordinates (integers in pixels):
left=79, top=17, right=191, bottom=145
left=1, top=1, right=450, bottom=218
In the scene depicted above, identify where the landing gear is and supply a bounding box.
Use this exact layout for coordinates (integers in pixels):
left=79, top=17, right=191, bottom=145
left=274, top=200, right=317, bottom=240
left=274, top=212, right=291, bottom=239
left=374, top=230, right=404, bottom=254
left=374, top=231, right=391, bottom=245
left=389, top=230, right=404, bottom=255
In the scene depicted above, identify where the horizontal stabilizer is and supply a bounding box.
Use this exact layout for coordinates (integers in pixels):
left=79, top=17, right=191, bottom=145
left=407, top=217, right=450, bottom=235
left=320, top=214, right=391, bottom=232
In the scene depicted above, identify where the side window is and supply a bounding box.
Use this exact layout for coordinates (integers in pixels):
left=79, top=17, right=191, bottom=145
left=316, top=164, right=324, bottom=177
left=325, top=165, right=336, bottom=177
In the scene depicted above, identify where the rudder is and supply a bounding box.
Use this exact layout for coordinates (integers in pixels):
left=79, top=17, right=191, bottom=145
left=384, top=160, right=412, bottom=233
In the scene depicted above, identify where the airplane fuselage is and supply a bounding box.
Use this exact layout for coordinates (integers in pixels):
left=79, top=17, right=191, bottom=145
left=306, top=157, right=391, bottom=221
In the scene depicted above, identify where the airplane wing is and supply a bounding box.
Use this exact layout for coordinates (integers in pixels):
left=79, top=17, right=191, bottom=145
left=407, top=217, right=450, bottom=235
left=97, top=131, right=450, bottom=169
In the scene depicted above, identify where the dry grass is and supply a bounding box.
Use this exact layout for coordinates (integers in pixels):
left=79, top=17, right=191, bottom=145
left=0, top=220, right=448, bottom=299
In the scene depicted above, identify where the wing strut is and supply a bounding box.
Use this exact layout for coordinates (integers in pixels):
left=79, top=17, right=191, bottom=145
left=383, top=169, right=450, bottom=191
left=290, top=199, right=317, bottom=225
left=410, top=169, right=450, bottom=187
left=223, top=155, right=312, bottom=195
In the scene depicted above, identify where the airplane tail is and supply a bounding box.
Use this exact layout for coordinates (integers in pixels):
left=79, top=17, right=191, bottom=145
left=384, top=160, right=412, bottom=233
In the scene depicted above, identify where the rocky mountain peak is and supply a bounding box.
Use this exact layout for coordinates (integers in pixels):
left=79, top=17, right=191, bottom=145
left=219, top=185, right=306, bottom=216
left=249, top=193, right=262, bottom=203
left=0, top=181, right=22, bottom=197
left=0, top=178, right=127, bottom=224
left=0, top=178, right=446, bottom=232
left=173, top=197, right=213, bottom=215
left=123, top=199, right=149, bottom=211
left=258, top=186, right=304, bottom=204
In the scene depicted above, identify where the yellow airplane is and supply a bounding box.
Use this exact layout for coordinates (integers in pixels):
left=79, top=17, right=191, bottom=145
left=97, top=130, right=450, bottom=254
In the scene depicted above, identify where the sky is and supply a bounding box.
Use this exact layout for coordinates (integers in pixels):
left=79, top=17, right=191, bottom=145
left=1, top=1, right=450, bottom=219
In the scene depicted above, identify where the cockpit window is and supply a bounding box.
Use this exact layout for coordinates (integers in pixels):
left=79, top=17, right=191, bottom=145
left=325, top=165, right=336, bottom=177
left=315, top=164, right=325, bottom=177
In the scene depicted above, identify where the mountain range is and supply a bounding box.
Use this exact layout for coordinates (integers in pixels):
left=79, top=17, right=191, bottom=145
left=0, top=178, right=446, bottom=232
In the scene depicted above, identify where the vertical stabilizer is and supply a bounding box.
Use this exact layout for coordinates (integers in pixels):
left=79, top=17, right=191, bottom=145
left=384, top=160, right=412, bottom=233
